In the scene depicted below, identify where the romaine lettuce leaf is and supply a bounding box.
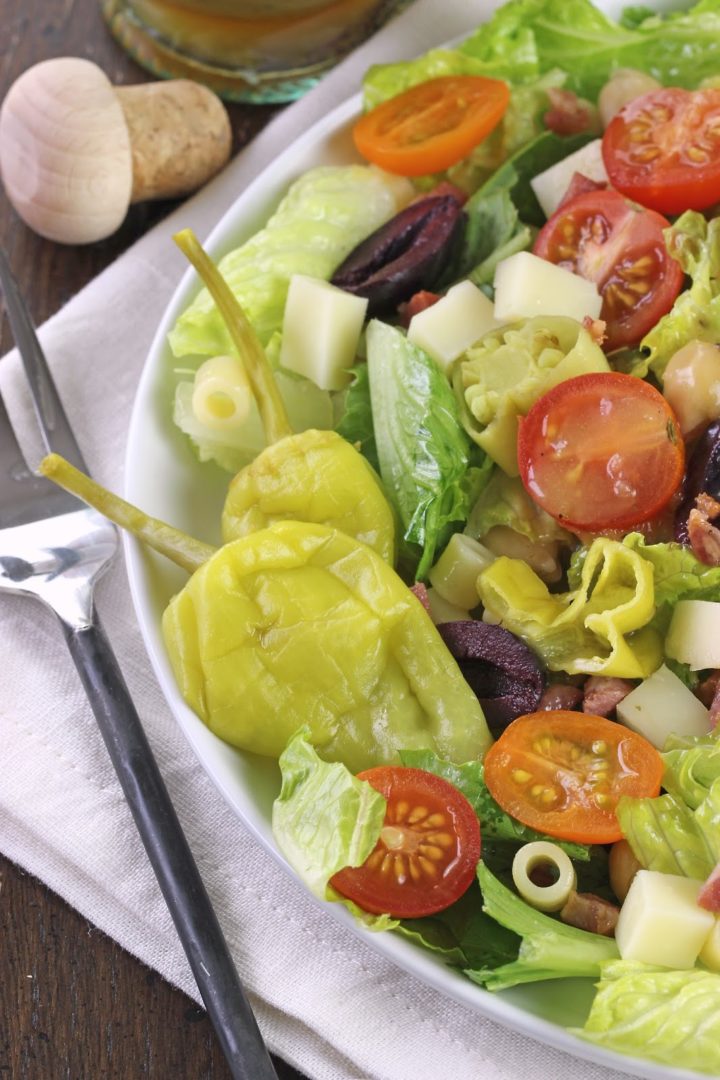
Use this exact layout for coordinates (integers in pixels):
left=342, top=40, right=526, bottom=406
left=621, top=533, right=720, bottom=633
left=397, top=884, right=520, bottom=970
left=467, top=864, right=618, bottom=991
left=272, top=728, right=395, bottom=929
left=465, top=471, right=573, bottom=548
left=575, top=960, right=720, bottom=1073
left=460, top=0, right=720, bottom=100
left=335, top=363, right=380, bottom=474
left=366, top=320, right=483, bottom=580
left=616, top=782, right=720, bottom=881
left=477, top=536, right=662, bottom=677
left=168, top=165, right=410, bottom=359
left=641, top=212, right=720, bottom=381
left=663, top=733, right=720, bottom=810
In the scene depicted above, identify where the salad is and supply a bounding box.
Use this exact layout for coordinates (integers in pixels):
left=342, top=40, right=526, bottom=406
left=43, top=0, right=720, bottom=1074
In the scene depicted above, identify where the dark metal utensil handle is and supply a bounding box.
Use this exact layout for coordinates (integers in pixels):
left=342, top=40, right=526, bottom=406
left=61, top=613, right=278, bottom=1080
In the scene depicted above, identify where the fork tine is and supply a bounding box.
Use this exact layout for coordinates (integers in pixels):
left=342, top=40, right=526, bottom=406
left=0, top=390, right=79, bottom=528
left=0, top=248, right=87, bottom=472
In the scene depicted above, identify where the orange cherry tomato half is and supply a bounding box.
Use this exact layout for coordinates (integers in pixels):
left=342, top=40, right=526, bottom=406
left=353, top=76, right=510, bottom=177
left=532, top=189, right=683, bottom=352
left=517, top=371, right=685, bottom=533
left=330, top=766, right=481, bottom=917
left=483, top=711, right=663, bottom=845
left=603, top=87, right=720, bottom=216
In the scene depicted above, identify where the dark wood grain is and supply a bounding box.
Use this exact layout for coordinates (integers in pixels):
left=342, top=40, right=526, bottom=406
left=0, top=3, right=305, bottom=1077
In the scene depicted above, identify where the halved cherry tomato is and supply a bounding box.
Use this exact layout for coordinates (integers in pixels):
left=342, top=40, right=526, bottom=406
left=603, top=87, right=720, bottom=216
left=330, top=766, right=481, bottom=917
left=517, top=371, right=685, bottom=533
left=532, top=189, right=683, bottom=352
left=483, top=711, right=663, bottom=845
left=353, top=76, right=510, bottom=178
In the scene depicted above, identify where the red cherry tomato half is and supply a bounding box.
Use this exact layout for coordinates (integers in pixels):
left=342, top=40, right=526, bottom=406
left=517, top=371, right=685, bottom=533
left=483, top=711, right=664, bottom=845
left=330, top=766, right=481, bottom=918
left=603, top=87, right=720, bottom=215
left=532, top=189, right=683, bottom=352
left=353, top=76, right=510, bottom=177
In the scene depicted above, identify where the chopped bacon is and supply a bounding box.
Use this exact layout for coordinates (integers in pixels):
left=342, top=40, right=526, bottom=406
left=560, top=891, right=620, bottom=937
left=558, top=172, right=608, bottom=212
left=544, top=88, right=600, bottom=137
left=426, top=180, right=469, bottom=206
left=582, top=315, right=607, bottom=346
left=410, top=582, right=431, bottom=612
left=699, top=863, right=720, bottom=912
left=538, top=684, right=584, bottom=711
left=397, top=290, right=441, bottom=327
left=697, top=670, right=720, bottom=728
left=582, top=676, right=635, bottom=717
left=688, top=493, right=720, bottom=566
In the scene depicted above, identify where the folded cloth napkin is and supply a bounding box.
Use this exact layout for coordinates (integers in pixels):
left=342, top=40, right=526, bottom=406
left=0, top=2, right=640, bottom=1078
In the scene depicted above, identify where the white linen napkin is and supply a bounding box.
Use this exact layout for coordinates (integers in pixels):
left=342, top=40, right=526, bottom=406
left=0, top=2, right=642, bottom=1078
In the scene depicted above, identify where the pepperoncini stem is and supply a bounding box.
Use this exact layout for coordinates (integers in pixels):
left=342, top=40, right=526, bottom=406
left=174, top=228, right=292, bottom=446
left=39, top=453, right=215, bottom=575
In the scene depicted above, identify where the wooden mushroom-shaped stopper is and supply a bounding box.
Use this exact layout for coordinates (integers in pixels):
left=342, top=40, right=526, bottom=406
left=0, top=58, right=232, bottom=245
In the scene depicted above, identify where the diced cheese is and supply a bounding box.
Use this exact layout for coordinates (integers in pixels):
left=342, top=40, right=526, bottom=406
left=493, top=251, right=602, bottom=324
left=407, top=281, right=499, bottom=374
left=665, top=600, right=720, bottom=670
left=530, top=139, right=608, bottom=219
left=699, top=917, right=720, bottom=972
left=615, top=870, right=714, bottom=969
left=426, top=587, right=470, bottom=625
left=428, top=533, right=495, bottom=610
left=616, top=664, right=710, bottom=749
left=280, top=274, right=368, bottom=391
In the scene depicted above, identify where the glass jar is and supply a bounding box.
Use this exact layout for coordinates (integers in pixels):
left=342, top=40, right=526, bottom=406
left=102, top=0, right=410, bottom=103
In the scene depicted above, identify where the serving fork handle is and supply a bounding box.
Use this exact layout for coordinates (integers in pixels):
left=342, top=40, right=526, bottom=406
left=58, top=611, right=278, bottom=1080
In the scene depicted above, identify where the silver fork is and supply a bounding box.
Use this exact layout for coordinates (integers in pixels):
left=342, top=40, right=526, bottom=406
left=0, top=249, right=278, bottom=1080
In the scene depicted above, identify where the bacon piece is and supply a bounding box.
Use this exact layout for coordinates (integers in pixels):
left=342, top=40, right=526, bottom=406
left=537, top=684, right=584, bottom=712
left=425, top=180, right=469, bottom=207
left=558, top=172, right=608, bottom=212
left=583, top=676, right=635, bottom=717
left=582, top=315, right=607, bottom=346
left=397, top=289, right=441, bottom=328
left=544, top=88, right=600, bottom=136
left=688, top=493, right=720, bottom=566
left=699, top=863, right=720, bottom=912
left=410, top=582, right=431, bottom=613
left=560, top=891, right=620, bottom=937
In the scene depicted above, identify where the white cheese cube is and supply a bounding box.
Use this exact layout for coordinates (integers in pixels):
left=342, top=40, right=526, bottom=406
left=280, top=275, right=368, bottom=391
left=615, top=870, right=714, bottom=969
left=665, top=600, right=720, bottom=670
left=493, top=251, right=602, bottom=324
left=699, top=917, right=720, bottom=972
left=530, top=139, right=608, bottom=219
left=428, top=532, right=495, bottom=610
left=407, top=281, right=500, bottom=374
left=616, top=664, right=710, bottom=749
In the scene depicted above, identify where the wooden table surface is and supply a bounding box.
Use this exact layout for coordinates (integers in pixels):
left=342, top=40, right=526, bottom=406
left=0, top=3, right=308, bottom=1077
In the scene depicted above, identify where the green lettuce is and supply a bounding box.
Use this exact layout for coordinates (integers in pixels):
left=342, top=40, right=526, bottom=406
left=641, top=212, right=720, bottom=380
left=366, top=320, right=485, bottom=580
left=459, top=0, right=720, bottom=100
left=272, top=728, right=390, bottom=917
left=620, top=533, right=720, bottom=633
left=616, top=779, right=720, bottom=881
left=477, top=535, right=662, bottom=677
left=663, top=735, right=720, bottom=810
left=335, top=363, right=380, bottom=474
left=467, top=864, right=618, bottom=991
left=575, top=960, right=720, bottom=1073
left=397, top=885, right=521, bottom=970
left=168, top=165, right=409, bottom=359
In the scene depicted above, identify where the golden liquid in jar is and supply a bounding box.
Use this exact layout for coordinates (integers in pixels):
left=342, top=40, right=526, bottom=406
left=104, top=0, right=405, bottom=101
